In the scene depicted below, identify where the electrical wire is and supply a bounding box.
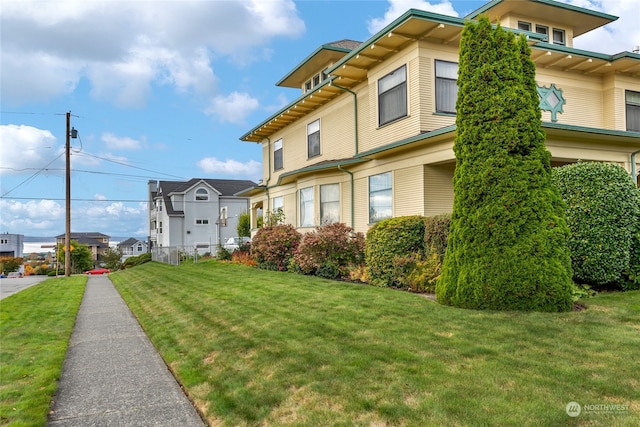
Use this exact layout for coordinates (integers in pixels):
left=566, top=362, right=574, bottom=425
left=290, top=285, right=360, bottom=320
left=1, top=152, right=65, bottom=198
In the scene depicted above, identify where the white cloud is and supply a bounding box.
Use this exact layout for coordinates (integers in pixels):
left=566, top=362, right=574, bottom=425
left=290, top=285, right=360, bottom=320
left=0, top=0, right=304, bottom=108
left=196, top=157, right=262, bottom=178
left=368, top=0, right=459, bottom=34
left=556, top=0, right=640, bottom=54
left=101, top=133, right=144, bottom=150
left=0, top=125, right=62, bottom=176
left=0, top=199, right=64, bottom=234
left=205, top=92, right=260, bottom=124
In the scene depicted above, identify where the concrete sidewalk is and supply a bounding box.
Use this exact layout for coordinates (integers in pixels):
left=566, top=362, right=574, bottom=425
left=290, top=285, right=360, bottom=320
left=47, top=275, right=205, bottom=426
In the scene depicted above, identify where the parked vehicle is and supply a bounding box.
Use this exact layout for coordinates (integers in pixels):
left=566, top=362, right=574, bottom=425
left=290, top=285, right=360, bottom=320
left=7, top=272, right=23, bottom=278
left=223, top=237, right=252, bottom=251
left=85, top=268, right=110, bottom=275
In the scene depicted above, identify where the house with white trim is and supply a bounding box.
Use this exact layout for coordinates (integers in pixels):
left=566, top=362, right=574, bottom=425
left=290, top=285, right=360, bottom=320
left=148, top=178, right=256, bottom=253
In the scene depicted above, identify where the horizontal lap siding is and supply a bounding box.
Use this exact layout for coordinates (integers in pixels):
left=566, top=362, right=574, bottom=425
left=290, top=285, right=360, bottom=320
left=394, top=166, right=425, bottom=217
left=424, top=163, right=455, bottom=217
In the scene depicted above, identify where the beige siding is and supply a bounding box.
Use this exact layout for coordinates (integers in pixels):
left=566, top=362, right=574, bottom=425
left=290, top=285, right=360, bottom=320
left=418, top=42, right=458, bottom=131
left=424, top=163, right=455, bottom=217
left=353, top=176, right=370, bottom=234
left=394, top=165, right=425, bottom=217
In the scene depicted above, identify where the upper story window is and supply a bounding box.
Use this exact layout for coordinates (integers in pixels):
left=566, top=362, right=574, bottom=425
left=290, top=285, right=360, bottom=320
left=136, top=243, right=143, bottom=251
left=195, top=188, right=209, bottom=201
left=435, top=60, right=458, bottom=114
left=300, top=187, right=314, bottom=227
left=378, top=65, right=407, bottom=126
left=552, top=28, right=565, bottom=46
left=195, top=219, right=209, bottom=225
left=627, top=90, right=640, bottom=132
left=535, top=25, right=549, bottom=37
left=157, top=200, right=163, bottom=211
left=320, top=184, right=340, bottom=225
left=274, top=138, right=283, bottom=170
left=518, top=21, right=531, bottom=31
left=308, top=119, right=321, bottom=158
left=369, top=172, right=392, bottom=224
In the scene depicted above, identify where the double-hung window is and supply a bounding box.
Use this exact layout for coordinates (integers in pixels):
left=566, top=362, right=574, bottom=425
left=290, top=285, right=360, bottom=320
left=274, top=138, right=283, bottom=170
left=627, top=90, right=640, bottom=132
left=369, top=172, right=392, bottom=223
left=378, top=65, right=407, bottom=126
left=435, top=60, right=458, bottom=114
left=300, top=187, right=314, bottom=227
left=320, top=184, right=340, bottom=225
left=272, top=196, right=284, bottom=215
left=307, top=120, right=320, bottom=158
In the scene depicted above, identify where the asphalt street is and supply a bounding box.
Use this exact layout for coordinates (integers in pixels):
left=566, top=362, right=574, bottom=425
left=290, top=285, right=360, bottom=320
left=0, top=275, right=50, bottom=300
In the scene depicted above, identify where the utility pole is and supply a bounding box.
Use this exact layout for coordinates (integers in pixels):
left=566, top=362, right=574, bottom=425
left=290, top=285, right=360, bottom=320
left=65, top=112, right=71, bottom=277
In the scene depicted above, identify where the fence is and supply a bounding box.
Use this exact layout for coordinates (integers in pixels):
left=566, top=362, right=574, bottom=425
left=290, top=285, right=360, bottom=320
left=152, top=245, right=217, bottom=265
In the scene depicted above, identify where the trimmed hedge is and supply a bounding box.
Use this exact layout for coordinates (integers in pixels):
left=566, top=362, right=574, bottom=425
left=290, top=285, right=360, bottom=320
left=365, top=216, right=426, bottom=288
left=424, top=213, right=451, bottom=261
left=552, top=162, right=640, bottom=287
left=436, top=18, right=573, bottom=312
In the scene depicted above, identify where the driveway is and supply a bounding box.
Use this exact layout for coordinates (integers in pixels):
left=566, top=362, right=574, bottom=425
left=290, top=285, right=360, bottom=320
left=0, top=276, right=50, bottom=300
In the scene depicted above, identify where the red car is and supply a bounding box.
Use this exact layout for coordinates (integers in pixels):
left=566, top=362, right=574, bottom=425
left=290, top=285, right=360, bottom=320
left=85, top=268, right=110, bottom=275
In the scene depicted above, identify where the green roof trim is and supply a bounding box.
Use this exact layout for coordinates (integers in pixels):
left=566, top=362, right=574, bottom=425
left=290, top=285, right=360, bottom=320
left=542, top=121, right=640, bottom=138
left=356, top=125, right=457, bottom=158
left=275, top=158, right=369, bottom=185
left=239, top=78, right=333, bottom=142
left=327, top=9, right=466, bottom=75
left=465, top=0, right=618, bottom=22
left=275, top=43, right=355, bottom=87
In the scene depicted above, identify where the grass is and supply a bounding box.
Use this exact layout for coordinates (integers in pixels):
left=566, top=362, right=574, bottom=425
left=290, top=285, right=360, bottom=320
left=0, top=276, right=86, bottom=427
left=110, top=260, right=639, bottom=426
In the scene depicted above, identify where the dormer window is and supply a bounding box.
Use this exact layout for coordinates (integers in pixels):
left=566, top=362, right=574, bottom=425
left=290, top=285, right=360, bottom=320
left=553, top=28, right=565, bottom=46
left=518, top=21, right=531, bottom=32
left=195, top=188, right=209, bottom=201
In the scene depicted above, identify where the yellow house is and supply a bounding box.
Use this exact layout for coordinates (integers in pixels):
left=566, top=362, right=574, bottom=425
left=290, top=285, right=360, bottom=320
left=239, top=0, right=640, bottom=235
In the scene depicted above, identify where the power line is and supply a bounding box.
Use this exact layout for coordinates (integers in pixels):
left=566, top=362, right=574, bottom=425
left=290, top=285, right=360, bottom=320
left=1, top=152, right=65, bottom=197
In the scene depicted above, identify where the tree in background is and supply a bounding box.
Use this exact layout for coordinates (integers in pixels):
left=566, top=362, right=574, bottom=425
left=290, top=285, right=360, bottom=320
left=237, top=210, right=251, bottom=237
left=57, top=241, right=93, bottom=274
left=436, top=17, right=573, bottom=311
left=102, top=247, right=123, bottom=271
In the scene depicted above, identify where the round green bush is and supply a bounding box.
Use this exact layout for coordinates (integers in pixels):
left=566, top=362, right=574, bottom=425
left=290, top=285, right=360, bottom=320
left=365, top=216, right=426, bottom=288
left=553, top=162, right=640, bottom=287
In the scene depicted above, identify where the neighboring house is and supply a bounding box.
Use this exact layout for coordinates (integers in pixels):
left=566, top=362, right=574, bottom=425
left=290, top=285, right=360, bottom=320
left=148, top=178, right=257, bottom=252
left=238, top=0, right=640, bottom=235
left=0, top=233, right=24, bottom=258
left=55, top=232, right=110, bottom=261
left=117, top=238, right=149, bottom=260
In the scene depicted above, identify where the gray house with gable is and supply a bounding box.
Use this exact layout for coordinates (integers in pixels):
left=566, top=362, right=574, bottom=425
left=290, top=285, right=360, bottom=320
left=148, top=178, right=256, bottom=253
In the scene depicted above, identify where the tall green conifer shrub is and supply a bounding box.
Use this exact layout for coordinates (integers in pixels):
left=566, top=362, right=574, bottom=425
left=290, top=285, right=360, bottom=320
left=436, top=17, right=574, bottom=311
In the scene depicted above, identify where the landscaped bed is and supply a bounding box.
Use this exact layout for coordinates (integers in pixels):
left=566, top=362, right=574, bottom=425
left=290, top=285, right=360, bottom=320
left=110, top=260, right=640, bottom=426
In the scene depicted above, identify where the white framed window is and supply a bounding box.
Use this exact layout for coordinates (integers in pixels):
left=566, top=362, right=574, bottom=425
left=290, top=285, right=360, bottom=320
left=552, top=28, right=565, bottom=46
left=273, top=196, right=284, bottom=212
left=305, top=80, right=312, bottom=92
left=136, top=243, right=143, bottom=251
left=195, top=219, right=209, bottom=225
left=158, top=222, right=163, bottom=234
left=626, top=90, right=640, bottom=132
left=195, top=188, right=209, bottom=201
left=518, top=21, right=531, bottom=31
left=369, top=172, right=392, bottom=224
left=320, top=184, right=340, bottom=225
left=313, top=74, right=320, bottom=87
left=378, top=65, right=407, bottom=126
left=435, top=60, right=458, bottom=114
left=300, top=187, right=314, bottom=227
left=274, top=138, right=283, bottom=170
left=307, top=119, right=320, bottom=159
left=535, top=25, right=549, bottom=37
left=156, top=200, right=163, bottom=211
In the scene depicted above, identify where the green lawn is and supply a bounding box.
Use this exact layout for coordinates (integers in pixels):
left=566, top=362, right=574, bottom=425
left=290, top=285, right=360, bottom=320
left=0, top=276, right=86, bottom=427
left=109, top=261, right=640, bottom=426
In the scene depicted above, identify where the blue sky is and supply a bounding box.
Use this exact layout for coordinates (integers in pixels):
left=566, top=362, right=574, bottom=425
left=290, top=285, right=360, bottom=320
left=1, top=0, right=638, bottom=241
